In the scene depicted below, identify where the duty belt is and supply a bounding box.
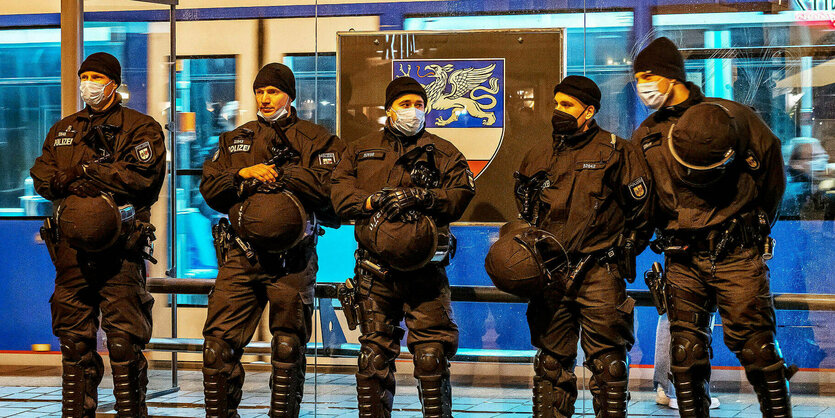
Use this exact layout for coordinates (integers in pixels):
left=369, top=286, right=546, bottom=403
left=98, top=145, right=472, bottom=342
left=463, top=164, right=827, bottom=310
left=653, top=210, right=768, bottom=258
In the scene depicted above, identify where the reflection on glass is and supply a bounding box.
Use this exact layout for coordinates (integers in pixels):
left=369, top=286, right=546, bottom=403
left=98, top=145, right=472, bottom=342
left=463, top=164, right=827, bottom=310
left=173, top=56, right=236, bottom=304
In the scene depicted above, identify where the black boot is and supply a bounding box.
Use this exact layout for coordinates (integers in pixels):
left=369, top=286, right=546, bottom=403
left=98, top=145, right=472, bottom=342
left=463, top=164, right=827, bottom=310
left=107, top=333, right=149, bottom=417
left=586, top=350, right=629, bottom=418
left=740, top=332, right=797, bottom=418
left=356, top=343, right=396, bottom=418
left=532, top=350, right=577, bottom=418
left=269, top=333, right=305, bottom=417
left=59, top=336, right=104, bottom=418
left=203, top=336, right=244, bottom=418
left=670, top=332, right=711, bottom=418
left=413, top=343, right=452, bottom=418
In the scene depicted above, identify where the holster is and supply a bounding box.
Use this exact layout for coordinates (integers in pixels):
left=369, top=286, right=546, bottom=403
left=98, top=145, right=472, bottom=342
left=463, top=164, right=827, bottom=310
left=212, top=218, right=232, bottom=268
left=338, top=249, right=389, bottom=331
left=337, top=277, right=361, bottom=331
left=124, top=221, right=157, bottom=264
left=543, top=254, right=592, bottom=307
left=644, top=262, right=667, bottom=315
left=40, top=217, right=58, bottom=264
left=614, top=231, right=638, bottom=283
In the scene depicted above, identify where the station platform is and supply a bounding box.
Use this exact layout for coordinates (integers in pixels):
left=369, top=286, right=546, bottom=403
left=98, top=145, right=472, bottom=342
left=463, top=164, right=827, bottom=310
left=2, top=365, right=834, bottom=417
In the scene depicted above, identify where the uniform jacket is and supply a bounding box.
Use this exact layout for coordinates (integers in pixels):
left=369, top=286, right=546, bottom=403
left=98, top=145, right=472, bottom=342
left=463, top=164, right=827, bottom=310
left=200, top=108, right=345, bottom=228
left=30, top=100, right=167, bottom=220
left=518, top=121, right=653, bottom=256
left=331, top=126, right=475, bottom=228
left=631, top=83, right=786, bottom=232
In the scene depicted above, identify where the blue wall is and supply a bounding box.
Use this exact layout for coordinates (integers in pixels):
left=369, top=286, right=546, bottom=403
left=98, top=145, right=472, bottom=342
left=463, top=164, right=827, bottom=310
left=0, top=220, right=58, bottom=352
left=3, top=219, right=833, bottom=370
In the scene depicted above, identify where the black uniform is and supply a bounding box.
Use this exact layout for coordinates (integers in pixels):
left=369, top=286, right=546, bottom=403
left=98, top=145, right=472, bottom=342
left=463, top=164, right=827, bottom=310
left=517, top=120, right=652, bottom=417
left=30, top=100, right=166, bottom=417
left=331, top=126, right=475, bottom=417
left=632, top=83, right=791, bottom=417
left=199, top=108, right=344, bottom=418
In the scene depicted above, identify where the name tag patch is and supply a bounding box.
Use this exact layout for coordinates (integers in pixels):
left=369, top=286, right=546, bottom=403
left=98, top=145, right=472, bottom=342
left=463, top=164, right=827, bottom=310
left=358, top=150, right=385, bottom=161
left=576, top=161, right=606, bottom=171
left=318, top=152, right=337, bottom=165
left=641, top=132, right=662, bottom=151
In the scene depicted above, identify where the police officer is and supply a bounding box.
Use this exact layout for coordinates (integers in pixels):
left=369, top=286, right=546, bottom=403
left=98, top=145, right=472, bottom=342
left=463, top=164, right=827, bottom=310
left=199, top=63, right=344, bottom=418
left=632, top=38, right=791, bottom=418
left=29, top=52, right=166, bottom=417
left=514, top=76, right=653, bottom=418
left=331, top=77, right=475, bottom=418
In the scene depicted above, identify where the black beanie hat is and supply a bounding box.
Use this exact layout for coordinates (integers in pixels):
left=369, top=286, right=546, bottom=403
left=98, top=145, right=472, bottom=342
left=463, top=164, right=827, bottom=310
left=78, top=52, right=121, bottom=86
left=553, top=75, right=601, bottom=111
left=633, top=37, right=686, bottom=82
left=385, top=77, right=427, bottom=110
left=253, top=63, right=296, bottom=101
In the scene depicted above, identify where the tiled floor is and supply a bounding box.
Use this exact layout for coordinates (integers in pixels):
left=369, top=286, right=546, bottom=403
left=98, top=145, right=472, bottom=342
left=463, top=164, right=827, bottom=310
left=1, top=366, right=835, bottom=417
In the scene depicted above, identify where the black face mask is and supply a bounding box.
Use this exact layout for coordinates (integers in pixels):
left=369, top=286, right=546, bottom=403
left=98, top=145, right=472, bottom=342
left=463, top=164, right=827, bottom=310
left=551, top=109, right=582, bottom=136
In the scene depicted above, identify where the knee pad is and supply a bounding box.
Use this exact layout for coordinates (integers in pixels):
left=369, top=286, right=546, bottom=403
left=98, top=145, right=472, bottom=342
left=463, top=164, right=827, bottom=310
left=534, top=350, right=574, bottom=383
left=59, top=335, right=96, bottom=362
left=272, top=333, right=302, bottom=364
left=739, top=332, right=782, bottom=368
left=106, top=332, right=142, bottom=363
left=203, top=336, right=237, bottom=371
left=358, top=343, right=394, bottom=380
left=586, top=349, right=628, bottom=383
left=413, top=342, right=446, bottom=377
left=671, top=331, right=710, bottom=369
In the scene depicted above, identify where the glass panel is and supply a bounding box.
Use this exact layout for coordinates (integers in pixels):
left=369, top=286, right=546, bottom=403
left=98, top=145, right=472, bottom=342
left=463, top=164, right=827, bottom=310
left=175, top=56, right=237, bottom=170
left=0, top=28, right=61, bottom=216
left=285, top=53, right=337, bottom=133
left=80, top=2, right=176, bottom=404
left=7, top=2, right=834, bottom=416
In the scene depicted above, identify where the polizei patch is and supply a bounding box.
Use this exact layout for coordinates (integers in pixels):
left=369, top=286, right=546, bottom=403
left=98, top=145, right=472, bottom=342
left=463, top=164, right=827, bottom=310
left=54, top=126, right=76, bottom=146
left=53, top=137, right=74, bottom=146
left=228, top=137, right=251, bottom=154
left=628, top=177, right=648, bottom=200
left=135, top=141, right=153, bottom=162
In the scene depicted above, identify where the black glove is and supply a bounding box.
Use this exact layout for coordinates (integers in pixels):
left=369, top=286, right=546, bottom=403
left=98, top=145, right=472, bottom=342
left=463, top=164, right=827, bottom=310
left=381, top=187, right=434, bottom=220
left=257, top=180, right=284, bottom=194
left=49, top=165, right=85, bottom=198
left=236, top=178, right=262, bottom=199
left=365, top=190, right=389, bottom=213
left=67, top=179, right=102, bottom=198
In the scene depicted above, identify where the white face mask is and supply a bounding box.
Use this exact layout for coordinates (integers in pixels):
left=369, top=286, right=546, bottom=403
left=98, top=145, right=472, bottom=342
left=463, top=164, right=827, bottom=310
left=80, top=80, right=113, bottom=107
left=390, top=107, right=425, bottom=137
left=258, top=105, right=288, bottom=123
left=637, top=81, right=673, bottom=110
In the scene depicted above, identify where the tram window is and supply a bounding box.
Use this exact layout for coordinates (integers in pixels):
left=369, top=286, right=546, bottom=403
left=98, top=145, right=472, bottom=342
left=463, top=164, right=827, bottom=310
left=284, top=53, right=337, bottom=134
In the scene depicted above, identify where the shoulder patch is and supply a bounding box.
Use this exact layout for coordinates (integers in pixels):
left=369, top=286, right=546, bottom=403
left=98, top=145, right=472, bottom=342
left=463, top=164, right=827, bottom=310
left=134, top=142, right=153, bottom=162
left=212, top=149, right=220, bottom=162
left=358, top=150, right=385, bottom=161
left=318, top=152, right=337, bottom=165
left=745, top=149, right=760, bottom=171
left=628, top=177, right=648, bottom=201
